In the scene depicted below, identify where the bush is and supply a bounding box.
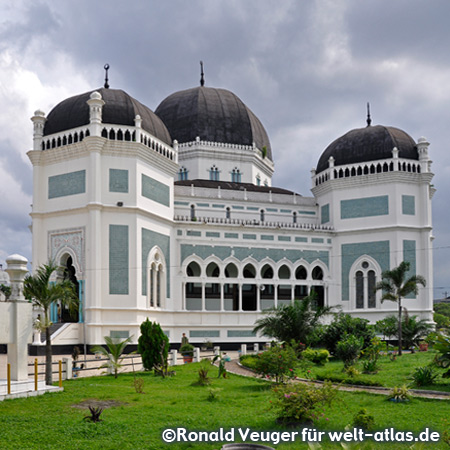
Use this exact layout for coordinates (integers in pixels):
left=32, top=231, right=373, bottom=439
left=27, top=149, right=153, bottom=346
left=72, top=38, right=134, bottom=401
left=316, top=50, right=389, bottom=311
left=401, top=314, right=433, bottom=349
left=322, top=313, right=374, bottom=355
left=361, top=337, right=384, bottom=373
left=254, top=345, right=297, bottom=383
left=353, top=408, right=375, bottom=431
left=138, top=319, right=170, bottom=376
left=336, top=334, right=364, bottom=368
left=434, top=333, right=450, bottom=377
left=272, top=381, right=337, bottom=424
left=239, top=354, right=258, bottom=371
left=410, top=366, right=438, bottom=386
left=388, top=385, right=411, bottom=402
left=196, top=360, right=212, bottom=386
left=302, top=348, right=329, bottom=366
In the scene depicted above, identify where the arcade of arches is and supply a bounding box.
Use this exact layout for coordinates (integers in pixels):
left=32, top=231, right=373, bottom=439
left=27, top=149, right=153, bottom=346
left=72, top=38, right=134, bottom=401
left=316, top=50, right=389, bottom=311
left=184, top=260, right=325, bottom=312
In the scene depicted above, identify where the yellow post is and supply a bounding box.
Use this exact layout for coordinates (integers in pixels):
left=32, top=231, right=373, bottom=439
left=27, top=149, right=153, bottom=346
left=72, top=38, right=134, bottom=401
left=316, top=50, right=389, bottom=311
left=7, top=363, right=11, bottom=395
left=34, top=358, right=38, bottom=391
left=59, top=360, right=62, bottom=388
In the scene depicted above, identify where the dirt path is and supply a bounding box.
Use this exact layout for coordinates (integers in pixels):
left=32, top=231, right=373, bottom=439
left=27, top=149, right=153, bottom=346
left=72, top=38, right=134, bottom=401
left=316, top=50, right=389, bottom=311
left=224, top=359, right=450, bottom=401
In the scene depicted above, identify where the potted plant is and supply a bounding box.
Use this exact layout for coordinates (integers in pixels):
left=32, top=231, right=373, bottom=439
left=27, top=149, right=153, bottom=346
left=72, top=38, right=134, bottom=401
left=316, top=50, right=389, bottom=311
left=180, top=343, right=194, bottom=363
left=419, top=340, right=428, bottom=352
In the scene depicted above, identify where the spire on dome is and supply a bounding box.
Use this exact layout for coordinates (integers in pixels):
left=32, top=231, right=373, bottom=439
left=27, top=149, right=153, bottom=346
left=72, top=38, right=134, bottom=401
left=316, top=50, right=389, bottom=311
left=104, top=64, right=110, bottom=89
left=200, top=61, right=205, bottom=87
left=366, top=102, right=372, bottom=127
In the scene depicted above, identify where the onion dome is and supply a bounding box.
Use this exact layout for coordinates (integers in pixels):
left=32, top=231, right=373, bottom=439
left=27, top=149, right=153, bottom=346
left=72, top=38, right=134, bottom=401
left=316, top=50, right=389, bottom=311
left=155, top=86, right=272, bottom=160
left=316, top=124, right=418, bottom=174
left=43, top=87, right=172, bottom=145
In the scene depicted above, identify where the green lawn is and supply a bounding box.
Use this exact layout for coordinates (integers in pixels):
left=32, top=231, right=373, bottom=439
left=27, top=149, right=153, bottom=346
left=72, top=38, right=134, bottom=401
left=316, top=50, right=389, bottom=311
left=308, top=350, right=450, bottom=392
left=0, top=362, right=450, bottom=449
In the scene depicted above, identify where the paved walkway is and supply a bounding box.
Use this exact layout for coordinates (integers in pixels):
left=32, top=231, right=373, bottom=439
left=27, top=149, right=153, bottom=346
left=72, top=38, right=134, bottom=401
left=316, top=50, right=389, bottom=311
left=224, top=359, right=450, bottom=401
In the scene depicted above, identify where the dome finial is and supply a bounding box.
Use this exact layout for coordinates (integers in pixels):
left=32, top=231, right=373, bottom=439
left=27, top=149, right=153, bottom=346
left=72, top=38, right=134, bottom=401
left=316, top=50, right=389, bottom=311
left=366, top=102, right=372, bottom=127
left=104, top=64, right=110, bottom=89
left=200, top=60, right=205, bottom=87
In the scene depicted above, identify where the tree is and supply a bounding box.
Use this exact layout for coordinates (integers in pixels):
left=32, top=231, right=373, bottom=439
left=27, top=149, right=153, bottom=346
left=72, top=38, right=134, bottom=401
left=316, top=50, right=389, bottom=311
left=91, top=335, right=133, bottom=378
left=375, top=316, right=398, bottom=342
left=137, top=319, right=170, bottom=377
left=23, top=261, right=78, bottom=385
left=0, top=284, right=11, bottom=300
left=375, top=261, right=426, bottom=356
left=252, top=293, right=334, bottom=345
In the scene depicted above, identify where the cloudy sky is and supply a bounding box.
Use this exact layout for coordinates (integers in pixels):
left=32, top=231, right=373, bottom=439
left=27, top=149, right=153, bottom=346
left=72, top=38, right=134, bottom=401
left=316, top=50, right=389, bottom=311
left=1, top=0, right=449, bottom=298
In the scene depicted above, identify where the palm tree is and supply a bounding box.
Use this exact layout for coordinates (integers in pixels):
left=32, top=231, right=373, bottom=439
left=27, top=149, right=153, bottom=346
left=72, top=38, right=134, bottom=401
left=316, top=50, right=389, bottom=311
left=23, top=261, right=78, bottom=385
left=253, top=293, right=334, bottom=345
left=375, top=261, right=426, bottom=356
left=91, top=336, right=133, bottom=378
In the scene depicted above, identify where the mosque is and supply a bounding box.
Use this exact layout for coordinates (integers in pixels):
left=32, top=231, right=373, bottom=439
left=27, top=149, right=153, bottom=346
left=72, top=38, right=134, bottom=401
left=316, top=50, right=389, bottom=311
left=25, top=66, right=435, bottom=349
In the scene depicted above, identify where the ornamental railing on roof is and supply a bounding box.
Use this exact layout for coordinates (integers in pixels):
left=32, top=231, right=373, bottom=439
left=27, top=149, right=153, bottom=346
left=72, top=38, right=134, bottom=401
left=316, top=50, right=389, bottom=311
left=173, top=215, right=333, bottom=231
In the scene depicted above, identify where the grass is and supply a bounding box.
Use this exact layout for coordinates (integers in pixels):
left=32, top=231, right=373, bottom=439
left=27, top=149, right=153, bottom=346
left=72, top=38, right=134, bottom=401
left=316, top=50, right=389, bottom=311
left=0, top=362, right=450, bottom=449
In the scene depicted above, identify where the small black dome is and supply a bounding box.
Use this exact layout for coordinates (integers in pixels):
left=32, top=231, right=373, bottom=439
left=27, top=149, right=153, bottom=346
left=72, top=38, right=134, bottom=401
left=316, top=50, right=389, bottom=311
left=316, top=125, right=418, bottom=174
left=155, top=86, right=272, bottom=160
left=43, top=88, right=172, bottom=145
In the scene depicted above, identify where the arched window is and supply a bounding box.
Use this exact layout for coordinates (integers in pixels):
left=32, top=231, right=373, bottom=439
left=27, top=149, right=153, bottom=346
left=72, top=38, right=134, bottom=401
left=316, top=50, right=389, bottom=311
left=260, top=209, right=265, bottom=222
left=231, top=168, right=241, bottom=183
left=190, top=204, right=196, bottom=221
left=209, top=165, right=220, bottom=181
left=243, top=264, right=256, bottom=278
left=147, top=248, right=166, bottom=309
left=178, top=167, right=188, bottom=181
left=206, top=262, right=220, bottom=277
left=261, top=264, right=274, bottom=279
left=295, top=265, right=307, bottom=280
left=293, top=212, right=297, bottom=224
left=312, top=266, right=323, bottom=280
left=186, top=261, right=201, bottom=277
left=226, top=207, right=231, bottom=220
left=352, top=259, right=379, bottom=309
left=225, top=263, right=238, bottom=278
left=256, top=174, right=261, bottom=186
left=278, top=265, right=291, bottom=280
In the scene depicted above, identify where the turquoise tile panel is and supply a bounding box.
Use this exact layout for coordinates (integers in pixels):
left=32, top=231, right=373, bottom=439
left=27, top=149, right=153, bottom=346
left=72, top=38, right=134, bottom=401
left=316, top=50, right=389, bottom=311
left=227, top=330, right=256, bottom=338
left=278, top=236, right=291, bottom=242
left=341, top=241, right=390, bottom=300
left=109, top=169, right=128, bottom=193
left=280, top=209, right=292, bottom=213
left=295, top=237, right=308, bottom=243
left=48, top=170, right=86, bottom=199
left=141, top=174, right=170, bottom=207
left=298, top=210, right=316, bottom=215
left=142, top=228, right=170, bottom=296
left=341, top=195, right=388, bottom=219
left=206, top=232, right=220, bottom=238
left=243, top=234, right=257, bottom=240
left=312, top=238, right=324, bottom=243
left=247, top=207, right=259, bottom=211
left=174, top=201, right=189, bottom=206
left=321, top=204, right=330, bottom=224
left=402, top=195, right=415, bottom=215
left=327, top=239, right=332, bottom=244
left=403, top=240, right=417, bottom=298
left=261, top=235, right=274, bottom=241
left=212, top=204, right=225, bottom=208
left=110, top=330, right=130, bottom=339
left=197, top=203, right=210, bottom=207
left=190, top=330, right=220, bottom=338
left=232, top=205, right=244, bottom=210
left=266, top=208, right=278, bottom=212
left=109, top=225, right=129, bottom=295
left=187, top=230, right=201, bottom=237
left=225, top=233, right=239, bottom=239
left=177, top=230, right=183, bottom=236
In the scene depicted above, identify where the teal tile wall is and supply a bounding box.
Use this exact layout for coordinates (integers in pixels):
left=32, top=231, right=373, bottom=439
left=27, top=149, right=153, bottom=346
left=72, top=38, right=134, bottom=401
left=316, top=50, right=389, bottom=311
left=227, top=330, right=256, bottom=338
left=141, top=174, right=170, bottom=207
left=142, top=228, right=170, bottom=296
left=212, top=204, right=225, bottom=208
left=232, top=205, right=244, bottom=210
left=267, top=208, right=278, bottom=212
left=243, top=234, right=257, bottom=240
left=295, top=237, right=308, bottom=243
left=402, top=195, right=415, bottom=215
left=174, top=201, right=189, bottom=206
left=321, top=204, right=330, bottom=224
left=280, top=209, right=292, bottom=213
left=110, top=330, right=130, bottom=339
left=278, top=236, right=291, bottom=242
left=109, top=169, right=128, bottom=193
left=187, top=230, right=201, bottom=237
left=225, top=233, right=239, bottom=239
left=261, top=235, right=274, bottom=241
left=341, top=195, right=388, bottom=219
left=48, top=170, right=86, bottom=199
left=206, top=232, right=220, bottom=238
left=197, top=203, right=210, bottom=207
left=403, top=240, right=417, bottom=298
left=341, top=240, right=390, bottom=300
left=181, top=245, right=329, bottom=267
left=312, top=238, right=324, bottom=243
left=177, top=230, right=183, bottom=236
left=109, top=225, right=129, bottom=295
left=298, top=210, right=316, bottom=215
left=247, top=207, right=259, bottom=211
left=190, top=330, right=220, bottom=338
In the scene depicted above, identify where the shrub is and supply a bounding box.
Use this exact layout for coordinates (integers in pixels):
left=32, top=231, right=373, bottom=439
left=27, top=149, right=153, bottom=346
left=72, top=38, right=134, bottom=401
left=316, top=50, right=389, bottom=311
left=352, top=408, right=375, bottom=431
left=239, top=354, right=258, bottom=371
left=434, top=333, right=450, bottom=377
left=344, top=365, right=360, bottom=377
left=336, top=334, right=364, bottom=368
left=434, top=313, right=450, bottom=330
left=388, top=385, right=411, bottom=402
left=138, top=319, right=170, bottom=376
left=401, top=314, right=433, bottom=349
left=410, top=366, right=438, bottom=386
left=196, top=359, right=212, bottom=386
left=361, top=337, right=384, bottom=373
left=272, top=381, right=337, bottom=424
left=302, top=348, right=330, bottom=366
left=254, top=345, right=297, bottom=383
left=322, top=313, right=374, bottom=355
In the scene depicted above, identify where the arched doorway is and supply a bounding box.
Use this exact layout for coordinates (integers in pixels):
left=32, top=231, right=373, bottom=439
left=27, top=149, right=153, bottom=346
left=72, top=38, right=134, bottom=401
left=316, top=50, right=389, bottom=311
left=62, top=256, right=80, bottom=322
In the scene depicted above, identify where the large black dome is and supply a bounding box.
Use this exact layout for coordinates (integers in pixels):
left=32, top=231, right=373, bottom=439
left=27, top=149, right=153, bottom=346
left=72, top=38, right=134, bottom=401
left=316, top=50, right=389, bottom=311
left=43, top=88, right=172, bottom=145
left=155, top=86, right=272, bottom=160
left=316, top=125, right=418, bottom=174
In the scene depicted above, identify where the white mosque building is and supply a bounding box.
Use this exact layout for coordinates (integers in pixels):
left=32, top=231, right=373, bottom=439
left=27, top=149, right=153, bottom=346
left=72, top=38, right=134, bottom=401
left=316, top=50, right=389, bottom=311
left=26, top=70, right=435, bottom=350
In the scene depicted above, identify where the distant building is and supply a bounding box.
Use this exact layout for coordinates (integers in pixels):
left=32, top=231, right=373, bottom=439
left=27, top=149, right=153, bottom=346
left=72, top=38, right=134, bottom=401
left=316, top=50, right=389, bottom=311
left=27, top=76, right=435, bottom=348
